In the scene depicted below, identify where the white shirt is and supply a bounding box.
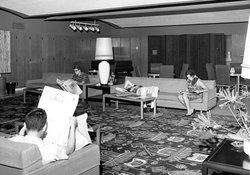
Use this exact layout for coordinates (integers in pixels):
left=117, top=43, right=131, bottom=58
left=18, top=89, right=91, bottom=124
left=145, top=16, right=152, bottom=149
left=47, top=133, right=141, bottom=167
left=10, top=135, right=68, bottom=165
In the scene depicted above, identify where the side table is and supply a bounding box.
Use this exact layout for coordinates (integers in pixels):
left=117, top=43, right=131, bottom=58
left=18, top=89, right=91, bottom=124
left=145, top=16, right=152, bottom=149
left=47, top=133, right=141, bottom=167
left=202, top=138, right=250, bottom=175
left=85, top=84, right=111, bottom=104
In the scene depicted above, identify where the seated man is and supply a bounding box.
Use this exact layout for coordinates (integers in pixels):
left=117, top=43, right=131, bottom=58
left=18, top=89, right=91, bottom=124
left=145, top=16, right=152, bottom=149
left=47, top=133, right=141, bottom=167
left=123, top=80, right=159, bottom=109
left=9, top=108, right=91, bottom=165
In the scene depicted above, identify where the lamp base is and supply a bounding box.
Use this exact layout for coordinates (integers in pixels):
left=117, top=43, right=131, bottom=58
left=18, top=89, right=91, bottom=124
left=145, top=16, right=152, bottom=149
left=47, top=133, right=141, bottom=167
left=98, top=61, right=110, bottom=85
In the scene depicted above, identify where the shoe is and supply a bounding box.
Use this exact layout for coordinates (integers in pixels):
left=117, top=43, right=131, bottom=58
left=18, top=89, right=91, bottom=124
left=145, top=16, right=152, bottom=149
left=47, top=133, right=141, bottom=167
left=185, top=109, right=196, bottom=117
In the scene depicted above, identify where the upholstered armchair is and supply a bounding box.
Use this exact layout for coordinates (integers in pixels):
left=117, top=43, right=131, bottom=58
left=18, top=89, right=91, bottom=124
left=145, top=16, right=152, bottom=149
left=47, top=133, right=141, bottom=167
left=0, top=125, right=101, bottom=175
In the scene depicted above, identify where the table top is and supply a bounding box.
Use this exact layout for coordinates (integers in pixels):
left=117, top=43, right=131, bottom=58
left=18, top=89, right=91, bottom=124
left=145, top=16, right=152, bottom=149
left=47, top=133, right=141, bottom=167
left=104, top=93, right=155, bottom=102
left=203, top=138, right=250, bottom=174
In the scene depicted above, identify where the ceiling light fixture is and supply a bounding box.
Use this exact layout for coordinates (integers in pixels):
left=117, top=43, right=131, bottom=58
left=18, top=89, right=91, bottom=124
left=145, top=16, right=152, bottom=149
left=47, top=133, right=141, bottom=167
left=76, top=24, right=83, bottom=32
left=69, top=23, right=77, bottom=31
left=69, top=21, right=100, bottom=33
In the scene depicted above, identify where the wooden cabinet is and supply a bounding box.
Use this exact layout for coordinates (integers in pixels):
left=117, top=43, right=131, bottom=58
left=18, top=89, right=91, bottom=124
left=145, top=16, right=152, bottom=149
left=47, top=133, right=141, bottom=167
left=186, top=33, right=225, bottom=79
left=148, top=33, right=225, bottom=79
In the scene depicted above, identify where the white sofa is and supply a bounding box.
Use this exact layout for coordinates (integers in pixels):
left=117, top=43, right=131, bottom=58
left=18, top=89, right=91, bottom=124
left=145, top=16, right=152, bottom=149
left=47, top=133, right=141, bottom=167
left=111, top=76, right=217, bottom=111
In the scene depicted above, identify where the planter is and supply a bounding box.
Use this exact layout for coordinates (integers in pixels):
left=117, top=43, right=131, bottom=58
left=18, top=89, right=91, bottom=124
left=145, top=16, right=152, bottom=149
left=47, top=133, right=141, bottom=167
left=243, top=139, right=250, bottom=158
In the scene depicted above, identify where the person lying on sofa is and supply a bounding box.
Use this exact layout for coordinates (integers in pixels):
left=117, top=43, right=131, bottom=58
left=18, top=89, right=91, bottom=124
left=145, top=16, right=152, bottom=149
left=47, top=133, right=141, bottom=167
left=9, top=108, right=91, bottom=165
left=177, top=69, right=208, bottom=116
left=122, top=80, right=159, bottom=110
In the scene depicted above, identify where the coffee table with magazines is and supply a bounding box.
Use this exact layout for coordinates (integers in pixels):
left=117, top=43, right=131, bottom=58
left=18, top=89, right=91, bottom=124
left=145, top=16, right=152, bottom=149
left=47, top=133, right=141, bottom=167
left=103, top=93, right=156, bottom=119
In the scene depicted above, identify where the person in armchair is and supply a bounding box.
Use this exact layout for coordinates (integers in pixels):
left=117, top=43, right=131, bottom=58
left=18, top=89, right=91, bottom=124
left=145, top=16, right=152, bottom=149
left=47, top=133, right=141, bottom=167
left=9, top=108, right=91, bottom=165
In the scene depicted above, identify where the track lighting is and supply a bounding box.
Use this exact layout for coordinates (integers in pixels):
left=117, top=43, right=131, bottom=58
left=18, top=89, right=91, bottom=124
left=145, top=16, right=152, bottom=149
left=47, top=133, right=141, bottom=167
left=88, top=26, right=95, bottom=32
left=94, top=26, right=100, bottom=33
left=69, top=23, right=77, bottom=31
left=76, top=25, right=83, bottom=32
left=83, top=25, right=89, bottom=32
left=69, top=21, right=100, bottom=33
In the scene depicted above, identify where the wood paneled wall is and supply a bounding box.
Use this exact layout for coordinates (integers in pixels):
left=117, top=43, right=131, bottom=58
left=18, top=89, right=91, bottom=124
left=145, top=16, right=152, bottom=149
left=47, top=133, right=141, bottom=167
left=3, top=32, right=148, bottom=88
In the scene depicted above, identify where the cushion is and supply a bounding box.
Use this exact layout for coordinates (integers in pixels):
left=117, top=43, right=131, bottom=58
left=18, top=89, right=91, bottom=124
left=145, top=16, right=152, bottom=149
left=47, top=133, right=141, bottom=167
left=0, top=137, right=43, bottom=169
left=158, top=92, right=202, bottom=103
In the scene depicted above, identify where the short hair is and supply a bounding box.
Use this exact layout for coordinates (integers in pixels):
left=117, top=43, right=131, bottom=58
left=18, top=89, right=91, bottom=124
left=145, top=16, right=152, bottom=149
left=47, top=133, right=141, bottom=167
left=185, top=69, right=196, bottom=77
left=73, top=65, right=82, bottom=71
left=25, top=108, right=47, bottom=132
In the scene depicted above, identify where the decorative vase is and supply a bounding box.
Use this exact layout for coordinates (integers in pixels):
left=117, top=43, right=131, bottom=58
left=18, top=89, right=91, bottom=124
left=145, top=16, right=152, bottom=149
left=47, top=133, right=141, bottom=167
left=98, top=61, right=110, bottom=85
left=243, top=139, right=250, bottom=158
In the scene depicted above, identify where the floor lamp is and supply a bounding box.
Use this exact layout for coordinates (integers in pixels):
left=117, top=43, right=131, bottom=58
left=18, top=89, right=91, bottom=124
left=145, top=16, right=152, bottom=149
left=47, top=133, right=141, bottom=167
left=95, top=38, right=113, bottom=85
left=242, top=14, right=250, bottom=79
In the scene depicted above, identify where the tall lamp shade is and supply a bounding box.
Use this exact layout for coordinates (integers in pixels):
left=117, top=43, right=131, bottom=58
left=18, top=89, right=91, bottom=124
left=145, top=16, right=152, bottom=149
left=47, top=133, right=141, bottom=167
left=95, top=37, right=113, bottom=85
left=242, top=14, right=250, bottom=79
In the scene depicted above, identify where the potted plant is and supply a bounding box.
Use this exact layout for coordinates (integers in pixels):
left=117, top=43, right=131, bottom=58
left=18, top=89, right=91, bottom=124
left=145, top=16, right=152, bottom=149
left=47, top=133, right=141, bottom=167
left=217, top=89, right=250, bottom=157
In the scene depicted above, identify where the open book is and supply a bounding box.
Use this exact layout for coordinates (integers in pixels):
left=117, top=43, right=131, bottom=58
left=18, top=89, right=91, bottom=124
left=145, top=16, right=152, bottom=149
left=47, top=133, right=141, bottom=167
left=56, top=78, right=82, bottom=95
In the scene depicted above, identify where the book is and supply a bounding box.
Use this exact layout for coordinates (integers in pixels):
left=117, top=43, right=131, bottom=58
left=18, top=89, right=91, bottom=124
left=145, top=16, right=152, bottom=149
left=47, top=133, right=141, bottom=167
left=38, top=86, right=79, bottom=146
left=56, top=78, right=82, bottom=95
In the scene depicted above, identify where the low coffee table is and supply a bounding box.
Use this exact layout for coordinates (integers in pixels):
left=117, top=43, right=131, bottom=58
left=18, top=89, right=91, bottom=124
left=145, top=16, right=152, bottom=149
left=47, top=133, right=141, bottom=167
left=23, top=87, right=43, bottom=103
left=103, top=93, right=156, bottom=119
left=202, top=138, right=250, bottom=175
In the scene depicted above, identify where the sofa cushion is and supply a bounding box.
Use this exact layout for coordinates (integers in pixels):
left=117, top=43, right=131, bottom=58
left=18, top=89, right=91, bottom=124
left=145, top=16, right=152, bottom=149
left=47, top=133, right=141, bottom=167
left=159, top=92, right=202, bottom=103
left=0, top=137, right=43, bottom=170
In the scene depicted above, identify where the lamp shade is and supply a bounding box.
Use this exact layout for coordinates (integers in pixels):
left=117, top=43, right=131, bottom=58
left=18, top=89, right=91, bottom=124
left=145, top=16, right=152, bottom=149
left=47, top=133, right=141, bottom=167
left=95, top=38, right=113, bottom=60
left=242, top=14, right=250, bottom=79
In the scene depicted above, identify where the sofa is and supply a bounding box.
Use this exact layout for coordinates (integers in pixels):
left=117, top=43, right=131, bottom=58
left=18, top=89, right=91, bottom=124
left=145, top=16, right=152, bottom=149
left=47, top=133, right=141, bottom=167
left=25, top=72, right=101, bottom=100
left=0, top=134, right=100, bottom=175
left=110, top=76, right=217, bottom=111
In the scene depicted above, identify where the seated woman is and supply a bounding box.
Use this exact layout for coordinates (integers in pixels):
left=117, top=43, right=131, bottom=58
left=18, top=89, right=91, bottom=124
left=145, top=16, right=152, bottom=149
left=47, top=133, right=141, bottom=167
left=178, top=69, right=208, bottom=116
left=123, top=80, right=159, bottom=109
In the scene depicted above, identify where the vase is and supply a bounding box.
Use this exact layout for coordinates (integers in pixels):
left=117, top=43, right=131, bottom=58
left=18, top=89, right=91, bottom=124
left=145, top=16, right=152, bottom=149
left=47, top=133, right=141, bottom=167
left=243, top=139, right=250, bottom=158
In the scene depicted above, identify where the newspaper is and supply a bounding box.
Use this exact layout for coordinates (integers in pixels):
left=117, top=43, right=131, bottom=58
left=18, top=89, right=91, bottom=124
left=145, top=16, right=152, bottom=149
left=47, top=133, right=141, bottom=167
left=38, top=86, right=79, bottom=146
left=56, top=78, right=82, bottom=95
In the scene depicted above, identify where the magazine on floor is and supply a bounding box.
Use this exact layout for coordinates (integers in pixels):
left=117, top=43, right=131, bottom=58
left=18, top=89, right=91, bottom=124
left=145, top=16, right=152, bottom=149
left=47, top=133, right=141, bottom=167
left=38, top=86, right=79, bottom=146
left=56, top=78, right=82, bottom=95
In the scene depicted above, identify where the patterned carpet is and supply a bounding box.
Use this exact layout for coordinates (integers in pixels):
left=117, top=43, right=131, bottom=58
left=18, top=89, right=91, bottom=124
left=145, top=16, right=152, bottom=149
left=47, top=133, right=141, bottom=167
left=0, top=94, right=239, bottom=175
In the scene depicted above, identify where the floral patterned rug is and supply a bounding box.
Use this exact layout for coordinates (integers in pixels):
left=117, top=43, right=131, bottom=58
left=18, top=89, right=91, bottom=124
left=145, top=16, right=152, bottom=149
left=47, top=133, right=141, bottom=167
left=0, top=94, right=239, bottom=175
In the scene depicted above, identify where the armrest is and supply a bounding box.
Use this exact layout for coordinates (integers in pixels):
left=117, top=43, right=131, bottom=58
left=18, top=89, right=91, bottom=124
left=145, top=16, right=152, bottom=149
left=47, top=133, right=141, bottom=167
left=203, top=88, right=216, bottom=102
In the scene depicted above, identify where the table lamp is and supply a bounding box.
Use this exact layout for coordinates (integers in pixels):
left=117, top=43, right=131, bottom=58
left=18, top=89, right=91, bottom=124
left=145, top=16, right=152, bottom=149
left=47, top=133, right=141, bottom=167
left=95, top=37, right=113, bottom=85
left=242, top=14, right=250, bottom=79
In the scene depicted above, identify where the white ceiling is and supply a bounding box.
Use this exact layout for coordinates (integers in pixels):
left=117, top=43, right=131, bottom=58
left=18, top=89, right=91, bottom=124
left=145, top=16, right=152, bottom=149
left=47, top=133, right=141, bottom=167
left=0, top=0, right=250, bottom=28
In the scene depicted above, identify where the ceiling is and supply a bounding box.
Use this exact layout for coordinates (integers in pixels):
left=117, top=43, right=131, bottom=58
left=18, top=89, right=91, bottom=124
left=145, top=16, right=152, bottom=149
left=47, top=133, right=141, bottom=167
left=0, top=0, right=250, bottom=28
